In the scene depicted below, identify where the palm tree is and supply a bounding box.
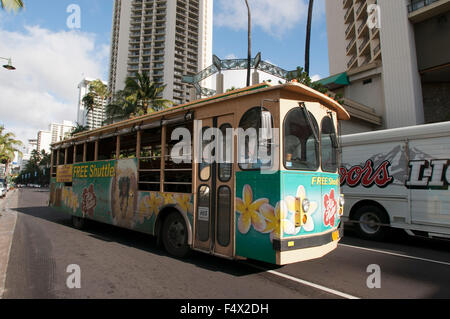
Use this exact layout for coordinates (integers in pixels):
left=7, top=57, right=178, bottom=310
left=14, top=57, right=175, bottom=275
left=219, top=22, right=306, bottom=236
left=305, top=0, right=314, bottom=76
left=82, top=79, right=108, bottom=118
left=70, top=123, right=89, bottom=136
left=244, top=0, right=251, bottom=87
left=124, top=72, right=172, bottom=115
left=0, top=126, right=23, bottom=177
left=1, top=0, right=24, bottom=12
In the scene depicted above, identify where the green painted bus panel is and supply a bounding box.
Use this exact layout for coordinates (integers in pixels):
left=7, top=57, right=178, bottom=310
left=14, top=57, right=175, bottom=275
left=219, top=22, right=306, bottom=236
left=235, top=171, right=281, bottom=264
left=235, top=170, right=341, bottom=263
left=50, top=159, right=194, bottom=237
left=281, top=171, right=341, bottom=238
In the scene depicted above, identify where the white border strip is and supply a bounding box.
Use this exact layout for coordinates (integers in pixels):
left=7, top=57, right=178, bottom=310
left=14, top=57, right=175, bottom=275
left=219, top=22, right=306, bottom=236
left=339, top=243, right=450, bottom=267
left=246, top=263, right=360, bottom=299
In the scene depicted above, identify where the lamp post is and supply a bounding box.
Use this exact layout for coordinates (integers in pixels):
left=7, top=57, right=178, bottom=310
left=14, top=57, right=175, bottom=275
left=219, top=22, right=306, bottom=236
left=0, top=57, right=16, bottom=70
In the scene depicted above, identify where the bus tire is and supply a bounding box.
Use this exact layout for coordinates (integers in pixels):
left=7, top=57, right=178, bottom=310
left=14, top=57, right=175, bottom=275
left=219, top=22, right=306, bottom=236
left=162, top=212, right=190, bottom=258
left=72, top=216, right=85, bottom=230
left=353, top=205, right=389, bottom=241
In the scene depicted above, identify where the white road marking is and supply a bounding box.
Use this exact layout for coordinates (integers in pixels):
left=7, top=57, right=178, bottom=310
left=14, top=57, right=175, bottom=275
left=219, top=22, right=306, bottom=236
left=245, top=263, right=360, bottom=299
left=339, top=243, right=450, bottom=267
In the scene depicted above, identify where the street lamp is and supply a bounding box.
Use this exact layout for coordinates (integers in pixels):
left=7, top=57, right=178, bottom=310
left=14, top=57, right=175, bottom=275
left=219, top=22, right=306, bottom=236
left=0, top=57, right=16, bottom=70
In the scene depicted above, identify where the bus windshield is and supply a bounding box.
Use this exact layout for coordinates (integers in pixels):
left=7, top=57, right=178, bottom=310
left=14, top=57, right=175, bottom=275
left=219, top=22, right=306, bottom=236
left=283, top=108, right=319, bottom=170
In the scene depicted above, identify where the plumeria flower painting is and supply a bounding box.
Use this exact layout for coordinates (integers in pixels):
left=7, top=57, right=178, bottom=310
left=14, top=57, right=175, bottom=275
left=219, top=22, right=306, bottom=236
left=284, top=185, right=318, bottom=235
left=236, top=185, right=268, bottom=234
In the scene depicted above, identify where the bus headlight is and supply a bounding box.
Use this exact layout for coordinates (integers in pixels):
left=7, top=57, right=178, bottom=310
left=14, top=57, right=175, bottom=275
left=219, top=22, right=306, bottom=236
left=302, top=198, right=310, bottom=213
left=339, top=194, right=345, bottom=207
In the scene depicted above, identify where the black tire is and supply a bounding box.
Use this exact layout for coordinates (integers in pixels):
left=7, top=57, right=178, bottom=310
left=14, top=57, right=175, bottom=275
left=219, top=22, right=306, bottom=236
left=353, top=205, right=390, bottom=241
left=72, top=216, right=85, bottom=230
left=162, top=212, right=190, bottom=258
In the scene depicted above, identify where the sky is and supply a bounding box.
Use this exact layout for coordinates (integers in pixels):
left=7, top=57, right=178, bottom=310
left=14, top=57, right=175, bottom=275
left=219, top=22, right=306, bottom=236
left=0, top=0, right=330, bottom=146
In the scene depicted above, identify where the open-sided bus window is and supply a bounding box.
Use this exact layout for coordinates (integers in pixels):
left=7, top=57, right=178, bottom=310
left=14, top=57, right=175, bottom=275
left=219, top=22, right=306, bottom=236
left=321, top=116, right=338, bottom=173
left=86, top=142, right=95, bottom=162
left=238, top=107, right=273, bottom=170
left=283, top=108, right=319, bottom=171
left=66, top=146, right=74, bottom=165
left=139, top=127, right=162, bottom=192
left=51, top=150, right=57, bottom=177
left=58, top=149, right=65, bottom=165
left=120, top=133, right=137, bottom=159
left=164, top=122, right=193, bottom=193
left=75, top=144, right=84, bottom=163
left=98, top=136, right=117, bottom=161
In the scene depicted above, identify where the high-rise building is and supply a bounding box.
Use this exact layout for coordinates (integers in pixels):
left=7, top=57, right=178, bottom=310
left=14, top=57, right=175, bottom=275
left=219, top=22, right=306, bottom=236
left=37, top=130, right=52, bottom=154
left=325, top=0, right=450, bottom=131
left=108, top=0, right=213, bottom=105
left=49, top=121, right=75, bottom=143
left=77, top=78, right=108, bottom=130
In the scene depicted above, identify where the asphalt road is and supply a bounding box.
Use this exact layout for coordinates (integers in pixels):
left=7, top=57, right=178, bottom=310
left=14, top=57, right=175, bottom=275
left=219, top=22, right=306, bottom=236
left=2, top=188, right=450, bottom=299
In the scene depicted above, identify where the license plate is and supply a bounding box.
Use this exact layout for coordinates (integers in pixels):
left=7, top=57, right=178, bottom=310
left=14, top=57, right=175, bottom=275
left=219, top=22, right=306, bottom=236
left=332, top=230, right=340, bottom=241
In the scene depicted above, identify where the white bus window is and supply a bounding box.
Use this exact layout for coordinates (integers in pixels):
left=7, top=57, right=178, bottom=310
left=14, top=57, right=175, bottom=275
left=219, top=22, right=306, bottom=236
left=321, top=116, right=338, bottom=172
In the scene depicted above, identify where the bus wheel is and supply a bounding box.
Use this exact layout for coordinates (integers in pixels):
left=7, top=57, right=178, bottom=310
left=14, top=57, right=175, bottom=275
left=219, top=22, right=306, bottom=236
left=72, top=216, right=85, bottom=230
left=162, top=212, right=190, bottom=258
left=353, top=205, right=389, bottom=240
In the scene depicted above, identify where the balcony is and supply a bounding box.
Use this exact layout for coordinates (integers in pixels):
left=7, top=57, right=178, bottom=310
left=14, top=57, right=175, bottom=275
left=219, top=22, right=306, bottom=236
left=408, top=0, right=450, bottom=23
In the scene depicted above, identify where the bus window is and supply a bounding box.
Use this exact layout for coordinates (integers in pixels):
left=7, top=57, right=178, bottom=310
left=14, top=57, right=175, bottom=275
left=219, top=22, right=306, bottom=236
left=120, top=133, right=137, bottom=159
left=284, top=108, right=319, bottom=170
left=67, top=146, right=74, bottom=164
left=58, top=149, right=66, bottom=165
left=218, top=124, right=232, bottom=182
left=199, top=126, right=211, bottom=181
left=321, top=116, right=338, bottom=172
left=98, top=136, right=117, bottom=161
left=139, top=127, right=162, bottom=191
left=197, top=185, right=210, bottom=242
left=164, top=122, right=193, bottom=193
left=86, top=142, right=95, bottom=162
left=217, top=186, right=231, bottom=247
left=51, top=150, right=57, bottom=177
left=238, top=107, right=273, bottom=170
left=75, top=143, right=84, bottom=163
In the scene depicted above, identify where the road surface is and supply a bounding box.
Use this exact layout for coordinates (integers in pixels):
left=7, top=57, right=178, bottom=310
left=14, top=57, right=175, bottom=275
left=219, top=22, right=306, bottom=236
left=1, top=188, right=449, bottom=299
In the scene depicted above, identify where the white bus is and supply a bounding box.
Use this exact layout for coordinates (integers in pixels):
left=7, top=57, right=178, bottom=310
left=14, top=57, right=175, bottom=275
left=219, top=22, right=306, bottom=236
left=340, top=121, right=450, bottom=240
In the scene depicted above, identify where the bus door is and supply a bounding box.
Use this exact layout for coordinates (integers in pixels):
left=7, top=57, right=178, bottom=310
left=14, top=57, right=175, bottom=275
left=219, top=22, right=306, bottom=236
left=194, top=114, right=235, bottom=258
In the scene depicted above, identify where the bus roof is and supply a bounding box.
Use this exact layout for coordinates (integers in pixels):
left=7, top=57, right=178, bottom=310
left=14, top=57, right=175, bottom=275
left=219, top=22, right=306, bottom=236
left=54, top=82, right=349, bottom=147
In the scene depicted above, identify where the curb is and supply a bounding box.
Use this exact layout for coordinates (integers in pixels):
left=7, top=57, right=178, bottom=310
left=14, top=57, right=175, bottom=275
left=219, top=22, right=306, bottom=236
left=0, top=192, right=18, bottom=299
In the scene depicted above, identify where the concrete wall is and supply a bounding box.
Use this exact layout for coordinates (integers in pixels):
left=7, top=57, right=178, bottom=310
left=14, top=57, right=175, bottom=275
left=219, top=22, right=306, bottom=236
left=414, top=10, right=450, bottom=71
left=378, top=0, right=424, bottom=128
left=325, top=0, right=348, bottom=75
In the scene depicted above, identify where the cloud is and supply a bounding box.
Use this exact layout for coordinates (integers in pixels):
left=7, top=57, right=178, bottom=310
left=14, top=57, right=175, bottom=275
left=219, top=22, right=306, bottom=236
left=0, top=25, right=109, bottom=144
left=311, top=74, right=322, bottom=82
left=215, top=0, right=327, bottom=38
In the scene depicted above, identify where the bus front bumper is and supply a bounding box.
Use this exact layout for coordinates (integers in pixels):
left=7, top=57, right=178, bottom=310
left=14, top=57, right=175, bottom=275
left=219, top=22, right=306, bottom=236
left=273, top=223, right=344, bottom=265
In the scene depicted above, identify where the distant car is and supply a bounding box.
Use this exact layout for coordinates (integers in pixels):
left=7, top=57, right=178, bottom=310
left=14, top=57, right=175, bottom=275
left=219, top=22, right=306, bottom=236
left=0, top=184, right=6, bottom=198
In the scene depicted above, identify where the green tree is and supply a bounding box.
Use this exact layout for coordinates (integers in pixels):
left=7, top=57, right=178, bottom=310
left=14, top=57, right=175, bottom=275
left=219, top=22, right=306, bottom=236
left=287, top=67, right=343, bottom=104
left=105, top=73, right=172, bottom=123
left=0, top=126, right=23, bottom=176
left=70, top=123, right=90, bottom=136
left=1, top=0, right=24, bottom=12
left=124, top=72, right=172, bottom=115
left=82, top=79, right=108, bottom=118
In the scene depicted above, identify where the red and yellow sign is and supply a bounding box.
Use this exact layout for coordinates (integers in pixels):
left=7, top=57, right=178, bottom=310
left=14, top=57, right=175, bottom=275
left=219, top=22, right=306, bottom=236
left=56, top=165, right=73, bottom=183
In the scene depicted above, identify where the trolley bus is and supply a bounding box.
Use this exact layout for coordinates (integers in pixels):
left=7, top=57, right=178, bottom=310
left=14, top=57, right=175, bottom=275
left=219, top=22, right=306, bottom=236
left=49, top=82, right=349, bottom=265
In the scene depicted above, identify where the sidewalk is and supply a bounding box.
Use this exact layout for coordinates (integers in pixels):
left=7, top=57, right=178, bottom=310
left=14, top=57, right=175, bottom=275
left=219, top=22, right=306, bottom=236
left=0, top=191, right=18, bottom=298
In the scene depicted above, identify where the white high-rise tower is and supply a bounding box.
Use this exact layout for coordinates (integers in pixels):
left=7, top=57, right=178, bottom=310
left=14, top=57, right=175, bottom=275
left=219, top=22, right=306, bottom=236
left=108, top=0, right=213, bottom=105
